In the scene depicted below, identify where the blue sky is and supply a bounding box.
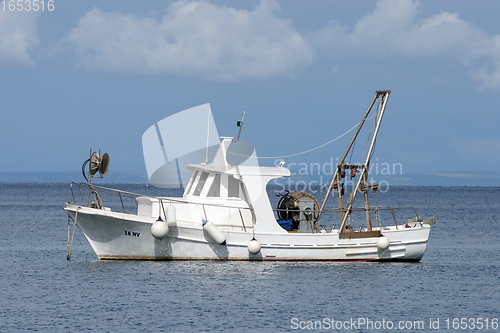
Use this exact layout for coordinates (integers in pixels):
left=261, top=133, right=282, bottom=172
left=1, top=0, right=500, bottom=177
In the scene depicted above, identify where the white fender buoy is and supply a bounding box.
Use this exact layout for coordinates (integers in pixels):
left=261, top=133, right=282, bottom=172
left=377, top=236, right=390, bottom=250
left=151, top=217, right=169, bottom=239
left=202, top=220, right=226, bottom=245
left=247, top=238, right=261, bottom=254
left=167, top=206, right=176, bottom=224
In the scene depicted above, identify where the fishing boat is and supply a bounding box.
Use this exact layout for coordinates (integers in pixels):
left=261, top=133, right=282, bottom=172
left=64, top=90, right=436, bottom=261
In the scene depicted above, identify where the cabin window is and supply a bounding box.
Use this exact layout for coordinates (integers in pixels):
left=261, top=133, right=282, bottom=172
left=228, top=176, right=240, bottom=198
left=185, top=171, right=198, bottom=195
left=207, top=174, right=221, bottom=197
left=193, top=171, right=209, bottom=196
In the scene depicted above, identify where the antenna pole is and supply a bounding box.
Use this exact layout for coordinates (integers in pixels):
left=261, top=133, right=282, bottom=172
left=88, top=148, right=92, bottom=185
left=233, top=110, right=246, bottom=142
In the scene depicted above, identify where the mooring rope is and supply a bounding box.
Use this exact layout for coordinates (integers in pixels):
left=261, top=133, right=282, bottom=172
left=67, top=207, right=80, bottom=260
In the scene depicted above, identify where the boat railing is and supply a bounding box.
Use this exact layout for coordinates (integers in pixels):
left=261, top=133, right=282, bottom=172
left=273, top=205, right=420, bottom=230
left=69, top=182, right=256, bottom=225
left=70, top=182, right=141, bottom=213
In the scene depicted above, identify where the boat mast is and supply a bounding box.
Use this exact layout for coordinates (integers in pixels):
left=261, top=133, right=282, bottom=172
left=338, top=90, right=390, bottom=233
left=316, top=91, right=384, bottom=223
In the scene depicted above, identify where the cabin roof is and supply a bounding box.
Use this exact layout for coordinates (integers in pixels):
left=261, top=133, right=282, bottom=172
left=187, top=163, right=290, bottom=177
left=186, top=137, right=290, bottom=178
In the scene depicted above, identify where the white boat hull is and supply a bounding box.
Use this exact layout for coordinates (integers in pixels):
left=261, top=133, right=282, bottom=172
left=64, top=204, right=431, bottom=262
left=65, top=93, right=436, bottom=262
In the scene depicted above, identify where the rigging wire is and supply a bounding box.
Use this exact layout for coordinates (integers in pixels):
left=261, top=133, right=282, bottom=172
left=348, top=135, right=356, bottom=166
left=228, top=114, right=377, bottom=159
left=360, top=100, right=381, bottom=166
left=360, top=116, right=375, bottom=165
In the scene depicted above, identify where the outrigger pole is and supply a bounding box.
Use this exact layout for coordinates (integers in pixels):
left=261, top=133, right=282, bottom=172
left=316, top=90, right=391, bottom=233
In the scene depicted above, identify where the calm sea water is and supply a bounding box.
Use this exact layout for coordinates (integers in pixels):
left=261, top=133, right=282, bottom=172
left=0, top=184, right=499, bottom=332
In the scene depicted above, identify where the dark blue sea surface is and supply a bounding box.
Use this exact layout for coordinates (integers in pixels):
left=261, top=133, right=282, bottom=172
left=0, top=184, right=499, bottom=332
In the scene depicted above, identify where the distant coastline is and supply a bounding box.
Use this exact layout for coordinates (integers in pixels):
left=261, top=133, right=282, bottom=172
left=0, top=170, right=149, bottom=184
left=1, top=170, right=500, bottom=186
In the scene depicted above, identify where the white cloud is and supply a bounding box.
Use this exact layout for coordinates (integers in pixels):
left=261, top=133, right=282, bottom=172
left=58, top=0, right=500, bottom=87
left=0, top=11, right=39, bottom=66
left=314, top=0, right=500, bottom=89
left=64, top=0, right=313, bottom=81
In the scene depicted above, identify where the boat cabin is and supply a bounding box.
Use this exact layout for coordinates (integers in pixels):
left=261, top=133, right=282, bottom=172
left=138, top=137, right=291, bottom=233
left=183, top=137, right=291, bottom=233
